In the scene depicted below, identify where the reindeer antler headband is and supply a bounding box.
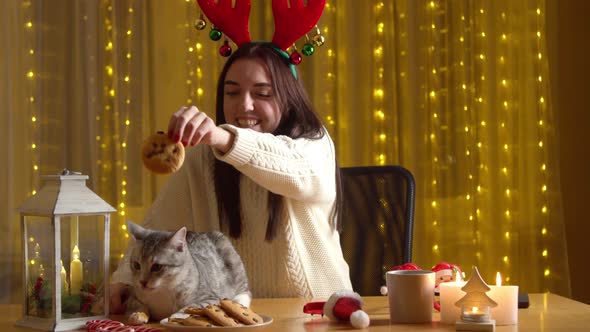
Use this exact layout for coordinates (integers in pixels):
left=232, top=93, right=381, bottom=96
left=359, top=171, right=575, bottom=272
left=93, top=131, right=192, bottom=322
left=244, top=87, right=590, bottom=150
left=195, top=0, right=326, bottom=66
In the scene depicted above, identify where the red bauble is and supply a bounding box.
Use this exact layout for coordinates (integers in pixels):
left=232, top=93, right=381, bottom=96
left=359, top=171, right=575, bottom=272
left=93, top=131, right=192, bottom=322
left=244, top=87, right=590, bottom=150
left=290, top=51, right=302, bottom=65
left=219, top=41, right=232, bottom=57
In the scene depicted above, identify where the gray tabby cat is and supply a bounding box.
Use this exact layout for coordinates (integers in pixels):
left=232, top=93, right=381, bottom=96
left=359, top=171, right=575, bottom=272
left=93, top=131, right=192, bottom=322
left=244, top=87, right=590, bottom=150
left=124, top=221, right=251, bottom=324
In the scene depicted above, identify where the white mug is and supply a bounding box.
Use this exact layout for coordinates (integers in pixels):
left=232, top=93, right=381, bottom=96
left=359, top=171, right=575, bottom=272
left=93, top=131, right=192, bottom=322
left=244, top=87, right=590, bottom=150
left=386, top=270, right=435, bottom=323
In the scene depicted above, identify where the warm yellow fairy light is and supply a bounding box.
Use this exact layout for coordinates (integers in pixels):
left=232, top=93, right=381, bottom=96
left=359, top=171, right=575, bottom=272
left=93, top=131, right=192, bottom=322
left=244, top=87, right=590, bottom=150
left=542, top=250, right=548, bottom=257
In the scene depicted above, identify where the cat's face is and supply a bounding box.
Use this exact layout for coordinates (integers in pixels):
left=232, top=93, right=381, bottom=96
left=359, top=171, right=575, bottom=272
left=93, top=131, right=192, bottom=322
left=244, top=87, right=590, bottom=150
left=127, top=222, right=189, bottom=292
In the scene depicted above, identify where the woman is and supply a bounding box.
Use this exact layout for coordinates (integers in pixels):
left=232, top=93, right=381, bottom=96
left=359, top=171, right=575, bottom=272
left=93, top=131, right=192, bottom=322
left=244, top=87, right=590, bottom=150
left=111, top=42, right=352, bottom=312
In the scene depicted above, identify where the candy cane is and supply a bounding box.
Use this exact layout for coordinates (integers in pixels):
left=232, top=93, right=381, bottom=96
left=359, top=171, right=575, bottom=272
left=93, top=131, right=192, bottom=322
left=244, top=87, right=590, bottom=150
left=85, top=320, right=124, bottom=332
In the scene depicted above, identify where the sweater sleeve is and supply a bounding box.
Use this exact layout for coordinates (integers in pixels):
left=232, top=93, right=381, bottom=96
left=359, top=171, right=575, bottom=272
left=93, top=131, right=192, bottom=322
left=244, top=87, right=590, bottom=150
left=213, top=125, right=336, bottom=203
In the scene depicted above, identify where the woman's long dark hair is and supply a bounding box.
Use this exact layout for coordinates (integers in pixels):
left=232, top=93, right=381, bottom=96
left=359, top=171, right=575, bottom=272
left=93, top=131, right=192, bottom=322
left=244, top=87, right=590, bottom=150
left=214, top=42, right=342, bottom=241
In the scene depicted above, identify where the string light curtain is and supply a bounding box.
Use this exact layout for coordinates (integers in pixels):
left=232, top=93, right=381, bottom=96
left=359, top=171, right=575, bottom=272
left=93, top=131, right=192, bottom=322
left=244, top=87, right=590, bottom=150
left=1, top=0, right=569, bottom=302
left=0, top=0, right=151, bottom=303
left=374, top=0, right=569, bottom=295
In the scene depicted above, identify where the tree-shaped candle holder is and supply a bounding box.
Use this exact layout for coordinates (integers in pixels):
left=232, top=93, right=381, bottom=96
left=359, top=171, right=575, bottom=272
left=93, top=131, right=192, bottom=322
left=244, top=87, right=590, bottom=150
left=455, top=267, right=498, bottom=331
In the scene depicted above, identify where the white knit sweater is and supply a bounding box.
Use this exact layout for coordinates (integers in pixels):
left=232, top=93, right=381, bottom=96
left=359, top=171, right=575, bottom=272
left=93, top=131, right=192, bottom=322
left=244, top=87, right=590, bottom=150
left=112, top=125, right=352, bottom=299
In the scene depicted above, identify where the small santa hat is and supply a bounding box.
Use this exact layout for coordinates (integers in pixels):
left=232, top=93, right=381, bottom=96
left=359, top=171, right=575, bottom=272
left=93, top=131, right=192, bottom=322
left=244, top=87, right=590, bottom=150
left=303, top=290, right=370, bottom=329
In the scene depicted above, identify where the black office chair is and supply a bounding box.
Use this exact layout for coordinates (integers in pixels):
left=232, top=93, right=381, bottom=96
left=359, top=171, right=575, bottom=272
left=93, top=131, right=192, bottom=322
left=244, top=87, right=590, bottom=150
left=339, top=165, right=416, bottom=296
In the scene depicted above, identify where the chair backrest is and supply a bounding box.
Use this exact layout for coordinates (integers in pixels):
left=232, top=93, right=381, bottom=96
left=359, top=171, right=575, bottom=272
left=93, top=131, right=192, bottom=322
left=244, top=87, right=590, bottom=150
left=339, top=165, right=416, bottom=296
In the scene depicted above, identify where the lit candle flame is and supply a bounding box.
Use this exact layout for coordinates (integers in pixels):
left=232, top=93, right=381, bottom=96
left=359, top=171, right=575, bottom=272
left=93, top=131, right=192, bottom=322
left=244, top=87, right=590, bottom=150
left=496, top=271, right=502, bottom=286
left=73, top=245, right=80, bottom=260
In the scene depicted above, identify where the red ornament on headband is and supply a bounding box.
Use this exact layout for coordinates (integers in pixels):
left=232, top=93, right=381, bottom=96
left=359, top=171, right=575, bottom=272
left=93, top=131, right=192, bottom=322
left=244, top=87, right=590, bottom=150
left=196, top=0, right=326, bottom=61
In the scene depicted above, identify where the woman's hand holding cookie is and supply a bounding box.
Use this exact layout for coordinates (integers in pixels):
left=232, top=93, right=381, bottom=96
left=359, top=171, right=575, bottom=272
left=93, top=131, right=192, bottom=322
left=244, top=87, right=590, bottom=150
left=141, top=131, right=185, bottom=174
left=168, top=106, right=234, bottom=154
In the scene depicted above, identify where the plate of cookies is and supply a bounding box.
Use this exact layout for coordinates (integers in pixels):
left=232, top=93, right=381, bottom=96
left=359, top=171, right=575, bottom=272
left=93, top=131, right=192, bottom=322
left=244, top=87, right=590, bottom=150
left=160, top=300, right=272, bottom=330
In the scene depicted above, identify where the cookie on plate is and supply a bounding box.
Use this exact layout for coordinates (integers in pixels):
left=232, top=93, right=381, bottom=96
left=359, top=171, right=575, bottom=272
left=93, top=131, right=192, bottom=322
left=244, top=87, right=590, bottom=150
left=183, top=306, right=206, bottom=316
left=141, top=131, right=185, bottom=174
left=181, top=315, right=218, bottom=327
left=220, top=299, right=264, bottom=325
left=203, top=305, right=242, bottom=327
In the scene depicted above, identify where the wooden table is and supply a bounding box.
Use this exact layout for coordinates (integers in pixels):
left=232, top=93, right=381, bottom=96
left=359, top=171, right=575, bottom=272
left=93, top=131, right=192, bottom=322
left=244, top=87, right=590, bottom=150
left=1, top=293, right=589, bottom=331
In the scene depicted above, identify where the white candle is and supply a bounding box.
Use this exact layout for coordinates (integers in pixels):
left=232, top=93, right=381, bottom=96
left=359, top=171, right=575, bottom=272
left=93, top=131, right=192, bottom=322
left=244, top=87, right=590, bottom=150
left=439, top=281, right=467, bottom=324
left=60, top=260, right=68, bottom=293
left=488, top=272, right=518, bottom=325
left=69, top=245, right=83, bottom=295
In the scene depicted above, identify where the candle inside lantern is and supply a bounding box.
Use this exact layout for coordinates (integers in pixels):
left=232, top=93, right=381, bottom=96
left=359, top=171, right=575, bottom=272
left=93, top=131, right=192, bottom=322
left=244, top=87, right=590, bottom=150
left=60, top=260, right=68, bottom=293
left=488, top=272, right=519, bottom=325
left=69, top=245, right=83, bottom=295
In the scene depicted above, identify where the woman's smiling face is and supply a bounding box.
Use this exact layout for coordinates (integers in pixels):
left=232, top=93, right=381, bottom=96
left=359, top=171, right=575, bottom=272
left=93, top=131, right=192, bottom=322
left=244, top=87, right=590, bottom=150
left=223, top=58, right=282, bottom=133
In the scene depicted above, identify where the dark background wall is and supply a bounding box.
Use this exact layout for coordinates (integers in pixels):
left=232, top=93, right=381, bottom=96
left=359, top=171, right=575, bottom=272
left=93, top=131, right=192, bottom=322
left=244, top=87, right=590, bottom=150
left=548, top=0, right=590, bottom=304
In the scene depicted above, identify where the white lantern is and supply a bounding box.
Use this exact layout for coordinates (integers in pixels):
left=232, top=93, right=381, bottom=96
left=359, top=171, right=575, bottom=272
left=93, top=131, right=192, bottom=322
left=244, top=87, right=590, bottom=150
left=17, top=170, right=116, bottom=331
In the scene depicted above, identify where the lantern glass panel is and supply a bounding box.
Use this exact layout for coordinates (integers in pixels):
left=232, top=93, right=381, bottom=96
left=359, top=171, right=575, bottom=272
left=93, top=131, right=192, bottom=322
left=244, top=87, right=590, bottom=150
left=24, top=215, right=107, bottom=321
left=24, top=216, right=54, bottom=319
left=59, top=215, right=106, bottom=319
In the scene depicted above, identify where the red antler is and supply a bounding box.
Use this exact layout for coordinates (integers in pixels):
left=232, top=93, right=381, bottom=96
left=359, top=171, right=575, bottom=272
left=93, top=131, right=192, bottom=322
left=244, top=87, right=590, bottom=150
left=271, top=0, right=326, bottom=51
left=197, top=0, right=252, bottom=46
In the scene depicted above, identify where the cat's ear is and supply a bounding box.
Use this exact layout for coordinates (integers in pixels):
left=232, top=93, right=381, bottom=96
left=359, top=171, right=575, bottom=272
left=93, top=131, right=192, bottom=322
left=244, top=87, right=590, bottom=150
left=127, top=220, right=151, bottom=241
left=169, top=227, right=187, bottom=252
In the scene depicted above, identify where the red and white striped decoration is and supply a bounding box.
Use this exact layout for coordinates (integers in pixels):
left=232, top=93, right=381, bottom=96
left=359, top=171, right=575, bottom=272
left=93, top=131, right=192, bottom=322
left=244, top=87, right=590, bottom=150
left=85, top=319, right=162, bottom=332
